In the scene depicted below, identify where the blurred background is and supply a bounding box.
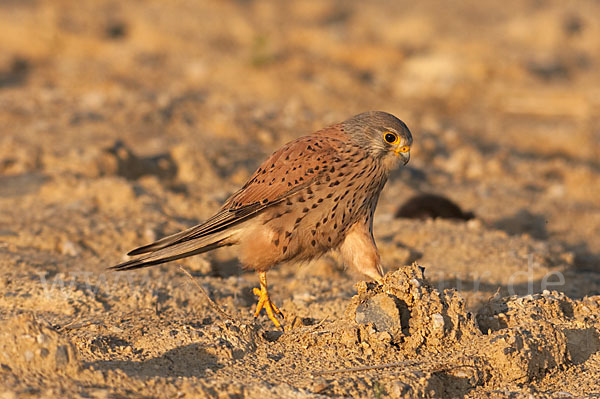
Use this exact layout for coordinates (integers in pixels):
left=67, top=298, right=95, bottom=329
left=1, top=0, right=599, bottom=294
left=1, top=1, right=600, bottom=396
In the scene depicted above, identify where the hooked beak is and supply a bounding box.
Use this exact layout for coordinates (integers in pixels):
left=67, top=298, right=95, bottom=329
left=394, top=146, right=411, bottom=165
left=402, top=152, right=410, bottom=165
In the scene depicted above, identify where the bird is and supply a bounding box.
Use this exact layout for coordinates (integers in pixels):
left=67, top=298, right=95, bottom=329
left=110, top=111, right=412, bottom=328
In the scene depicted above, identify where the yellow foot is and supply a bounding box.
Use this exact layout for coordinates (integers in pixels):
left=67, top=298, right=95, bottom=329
left=253, top=272, right=283, bottom=329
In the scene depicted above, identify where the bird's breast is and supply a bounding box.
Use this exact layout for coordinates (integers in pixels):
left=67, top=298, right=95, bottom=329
left=239, top=158, right=387, bottom=268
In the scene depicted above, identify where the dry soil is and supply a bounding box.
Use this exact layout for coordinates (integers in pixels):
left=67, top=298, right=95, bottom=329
left=1, top=1, right=599, bottom=398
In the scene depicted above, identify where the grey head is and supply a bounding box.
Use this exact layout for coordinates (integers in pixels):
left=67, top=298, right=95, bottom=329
left=341, top=111, right=412, bottom=168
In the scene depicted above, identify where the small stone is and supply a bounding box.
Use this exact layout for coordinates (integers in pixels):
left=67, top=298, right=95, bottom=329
left=355, top=293, right=402, bottom=333
left=59, top=240, right=80, bottom=256
left=143, top=228, right=156, bottom=243
left=37, top=333, right=49, bottom=344
left=24, top=351, right=34, bottom=362
left=467, top=218, right=482, bottom=230
left=55, top=345, right=70, bottom=366
left=432, top=313, right=445, bottom=330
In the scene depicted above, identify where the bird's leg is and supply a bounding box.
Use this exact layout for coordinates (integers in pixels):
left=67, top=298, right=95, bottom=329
left=253, top=271, right=283, bottom=328
left=339, top=222, right=385, bottom=282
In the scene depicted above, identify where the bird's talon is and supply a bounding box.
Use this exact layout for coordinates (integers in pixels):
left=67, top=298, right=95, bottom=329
left=253, top=284, right=283, bottom=328
left=270, top=301, right=283, bottom=317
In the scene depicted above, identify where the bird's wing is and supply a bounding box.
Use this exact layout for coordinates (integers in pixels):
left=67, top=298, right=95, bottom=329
left=224, top=129, right=343, bottom=209
left=125, top=128, right=344, bottom=257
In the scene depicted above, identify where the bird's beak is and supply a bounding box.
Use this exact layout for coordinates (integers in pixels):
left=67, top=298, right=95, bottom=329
left=400, top=152, right=410, bottom=165
left=394, top=146, right=410, bottom=165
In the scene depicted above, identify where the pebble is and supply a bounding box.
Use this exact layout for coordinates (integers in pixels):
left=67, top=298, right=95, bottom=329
left=24, top=351, right=34, bottom=362
left=432, top=313, right=445, bottom=330
left=36, top=333, right=49, bottom=345
left=59, top=240, right=80, bottom=256
left=355, top=293, right=402, bottom=333
left=55, top=345, right=70, bottom=366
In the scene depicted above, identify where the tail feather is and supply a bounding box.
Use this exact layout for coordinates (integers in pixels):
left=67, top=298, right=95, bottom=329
left=110, top=230, right=237, bottom=271
left=126, top=224, right=203, bottom=256
left=126, top=208, right=251, bottom=256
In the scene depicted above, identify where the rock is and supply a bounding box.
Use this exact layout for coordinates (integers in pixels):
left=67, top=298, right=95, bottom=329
left=55, top=345, right=71, bottom=367
left=431, top=313, right=445, bottom=331
left=355, top=293, right=403, bottom=334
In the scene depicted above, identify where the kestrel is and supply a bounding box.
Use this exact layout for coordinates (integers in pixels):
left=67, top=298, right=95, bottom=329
left=111, top=111, right=412, bottom=328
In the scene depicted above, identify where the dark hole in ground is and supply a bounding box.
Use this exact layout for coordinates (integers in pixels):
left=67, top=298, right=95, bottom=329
left=0, top=57, right=29, bottom=88
left=396, top=193, right=474, bottom=221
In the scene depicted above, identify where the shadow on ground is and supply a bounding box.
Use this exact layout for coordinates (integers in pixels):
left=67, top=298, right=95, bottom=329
left=88, top=343, right=222, bottom=378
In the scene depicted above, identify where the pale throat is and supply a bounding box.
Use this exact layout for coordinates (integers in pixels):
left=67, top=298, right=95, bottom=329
left=381, top=152, right=403, bottom=171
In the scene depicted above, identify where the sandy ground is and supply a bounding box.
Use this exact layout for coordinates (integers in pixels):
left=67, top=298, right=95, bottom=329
left=1, top=0, right=600, bottom=397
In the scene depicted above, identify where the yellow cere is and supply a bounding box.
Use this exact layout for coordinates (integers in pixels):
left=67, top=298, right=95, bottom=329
left=397, top=145, right=410, bottom=153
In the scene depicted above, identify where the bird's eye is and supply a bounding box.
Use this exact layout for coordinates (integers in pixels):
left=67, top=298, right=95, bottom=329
left=383, top=132, right=399, bottom=145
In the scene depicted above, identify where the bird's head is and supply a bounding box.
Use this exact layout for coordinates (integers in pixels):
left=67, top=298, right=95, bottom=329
left=342, top=111, right=412, bottom=170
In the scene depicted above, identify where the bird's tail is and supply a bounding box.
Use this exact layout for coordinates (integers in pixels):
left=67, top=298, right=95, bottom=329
left=109, top=229, right=238, bottom=271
